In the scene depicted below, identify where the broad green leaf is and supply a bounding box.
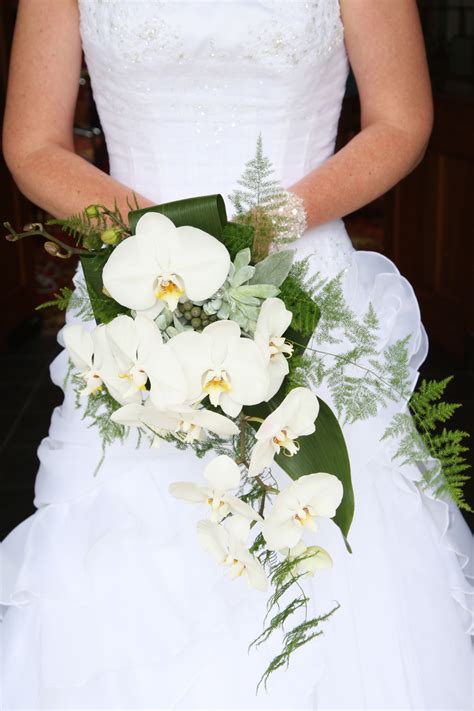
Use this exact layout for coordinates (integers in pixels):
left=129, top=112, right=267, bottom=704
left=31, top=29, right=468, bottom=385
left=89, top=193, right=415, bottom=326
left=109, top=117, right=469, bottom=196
left=80, top=250, right=129, bottom=324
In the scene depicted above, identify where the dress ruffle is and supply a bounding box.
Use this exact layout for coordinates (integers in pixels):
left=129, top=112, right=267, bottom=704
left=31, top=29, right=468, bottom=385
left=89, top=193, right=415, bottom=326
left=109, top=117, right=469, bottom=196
left=1, top=247, right=472, bottom=709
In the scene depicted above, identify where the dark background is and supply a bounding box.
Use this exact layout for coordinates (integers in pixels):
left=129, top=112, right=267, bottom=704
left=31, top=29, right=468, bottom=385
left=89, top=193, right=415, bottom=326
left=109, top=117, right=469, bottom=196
left=0, top=0, right=473, bottom=538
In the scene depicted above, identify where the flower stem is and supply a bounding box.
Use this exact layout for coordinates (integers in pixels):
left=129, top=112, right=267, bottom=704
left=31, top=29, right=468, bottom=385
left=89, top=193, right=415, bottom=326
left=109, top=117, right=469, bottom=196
left=3, top=221, right=91, bottom=256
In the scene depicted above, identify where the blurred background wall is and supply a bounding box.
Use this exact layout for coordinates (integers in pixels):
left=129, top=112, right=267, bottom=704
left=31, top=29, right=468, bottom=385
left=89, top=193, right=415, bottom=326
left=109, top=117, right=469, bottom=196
left=0, top=0, right=473, bottom=537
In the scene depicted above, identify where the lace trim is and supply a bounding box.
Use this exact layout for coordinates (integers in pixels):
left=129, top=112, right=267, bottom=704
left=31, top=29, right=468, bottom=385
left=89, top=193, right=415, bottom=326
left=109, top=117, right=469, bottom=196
left=78, top=0, right=344, bottom=71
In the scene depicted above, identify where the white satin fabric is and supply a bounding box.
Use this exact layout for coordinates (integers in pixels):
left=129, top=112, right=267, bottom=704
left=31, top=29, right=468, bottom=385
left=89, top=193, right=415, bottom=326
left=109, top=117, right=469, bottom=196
left=1, top=1, right=473, bottom=709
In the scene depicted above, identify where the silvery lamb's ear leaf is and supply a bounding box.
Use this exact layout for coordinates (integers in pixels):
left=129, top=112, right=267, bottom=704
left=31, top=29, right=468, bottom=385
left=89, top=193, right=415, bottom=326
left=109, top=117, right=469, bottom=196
left=232, top=265, right=255, bottom=287
left=233, top=248, right=252, bottom=272
left=217, top=303, right=231, bottom=319
left=249, top=250, right=294, bottom=287
left=236, top=284, right=280, bottom=298
left=229, top=290, right=261, bottom=306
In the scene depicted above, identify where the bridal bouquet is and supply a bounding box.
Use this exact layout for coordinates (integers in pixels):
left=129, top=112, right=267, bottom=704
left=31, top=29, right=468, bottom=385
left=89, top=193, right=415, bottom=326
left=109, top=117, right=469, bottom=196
left=5, top=137, right=470, bottom=688
left=5, top=183, right=353, bottom=687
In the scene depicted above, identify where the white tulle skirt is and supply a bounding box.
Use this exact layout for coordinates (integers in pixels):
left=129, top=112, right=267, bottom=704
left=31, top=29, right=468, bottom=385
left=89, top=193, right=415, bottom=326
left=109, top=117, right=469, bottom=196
left=1, top=232, right=473, bottom=710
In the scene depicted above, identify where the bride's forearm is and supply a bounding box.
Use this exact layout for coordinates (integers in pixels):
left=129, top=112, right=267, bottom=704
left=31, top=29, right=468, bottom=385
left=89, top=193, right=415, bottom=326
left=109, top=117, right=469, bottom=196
left=288, top=119, right=430, bottom=230
left=6, top=143, right=154, bottom=220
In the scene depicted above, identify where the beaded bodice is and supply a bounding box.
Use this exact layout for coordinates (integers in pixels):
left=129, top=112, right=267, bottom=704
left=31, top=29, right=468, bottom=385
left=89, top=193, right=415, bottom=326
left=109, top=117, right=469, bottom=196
left=78, top=0, right=354, bottom=273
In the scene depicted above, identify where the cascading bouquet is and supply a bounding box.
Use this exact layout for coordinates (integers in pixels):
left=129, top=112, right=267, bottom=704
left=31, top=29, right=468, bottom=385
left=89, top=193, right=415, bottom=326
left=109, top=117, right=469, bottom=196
left=4, top=180, right=354, bottom=689
left=4, top=137, right=471, bottom=688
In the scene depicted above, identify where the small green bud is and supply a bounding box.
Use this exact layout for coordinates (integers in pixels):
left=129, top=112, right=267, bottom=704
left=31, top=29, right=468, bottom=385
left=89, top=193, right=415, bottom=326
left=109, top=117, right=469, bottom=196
left=182, top=301, right=193, bottom=312
left=208, top=314, right=218, bottom=322
left=201, top=319, right=209, bottom=328
left=85, top=204, right=100, bottom=218
left=184, top=311, right=193, bottom=321
left=190, top=306, right=201, bottom=318
left=191, top=317, right=201, bottom=329
left=100, top=228, right=121, bottom=245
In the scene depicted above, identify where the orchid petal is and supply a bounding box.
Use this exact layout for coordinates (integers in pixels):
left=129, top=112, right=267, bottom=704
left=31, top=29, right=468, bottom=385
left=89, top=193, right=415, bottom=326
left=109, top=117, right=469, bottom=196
left=197, top=519, right=228, bottom=564
left=225, top=514, right=251, bottom=543
left=295, top=473, right=343, bottom=518
left=102, top=234, right=159, bottom=310
left=172, top=226, right=231, bottom=301
left=226, top=496, right=261, bottom=522
left=189, top=409, right=239, bottom=436
left=262, top=517, right=302, bottom=551
left=248, top=439, right=276, bottom=477
left=169, top=482, right=208, bottom=504
left=203, top=455, right=240, bottom=491
left=63, top=325, right=93, bottom=370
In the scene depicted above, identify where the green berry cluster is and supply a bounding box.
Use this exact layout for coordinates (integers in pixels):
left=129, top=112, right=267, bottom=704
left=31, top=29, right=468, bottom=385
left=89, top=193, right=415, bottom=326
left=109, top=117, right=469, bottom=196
left=177, top=301, right=218, bottom=330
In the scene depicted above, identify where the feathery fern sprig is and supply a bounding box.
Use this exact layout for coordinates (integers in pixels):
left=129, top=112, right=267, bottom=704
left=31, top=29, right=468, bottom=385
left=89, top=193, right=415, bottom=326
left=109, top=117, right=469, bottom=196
left=35, top=286, right=73, bottom=312
left=71, top=373, right=129, bottom=474
left=256, top=605, right=340, bottom=692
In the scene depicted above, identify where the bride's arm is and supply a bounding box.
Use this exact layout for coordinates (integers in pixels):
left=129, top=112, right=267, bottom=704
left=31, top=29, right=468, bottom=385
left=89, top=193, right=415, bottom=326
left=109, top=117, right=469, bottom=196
left=2, top=0, right=153, bottom=220
left=289, top=0, right=433, bottom=229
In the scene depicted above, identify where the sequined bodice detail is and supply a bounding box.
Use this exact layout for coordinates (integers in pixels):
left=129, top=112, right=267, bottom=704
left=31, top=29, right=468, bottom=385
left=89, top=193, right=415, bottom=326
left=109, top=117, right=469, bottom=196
left=78, top=0, right=354, bottom=274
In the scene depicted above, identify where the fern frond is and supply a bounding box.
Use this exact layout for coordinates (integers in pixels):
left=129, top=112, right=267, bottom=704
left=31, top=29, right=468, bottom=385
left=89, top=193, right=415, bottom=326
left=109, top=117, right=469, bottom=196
left=35, top=286, right=73, bottom=312
left=383, top=378, right=472, bottom=512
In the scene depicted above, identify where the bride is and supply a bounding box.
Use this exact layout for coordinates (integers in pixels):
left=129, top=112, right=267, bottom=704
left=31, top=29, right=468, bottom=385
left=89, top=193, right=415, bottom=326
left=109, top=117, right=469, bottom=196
left=1, top=1, right=472, bottom=709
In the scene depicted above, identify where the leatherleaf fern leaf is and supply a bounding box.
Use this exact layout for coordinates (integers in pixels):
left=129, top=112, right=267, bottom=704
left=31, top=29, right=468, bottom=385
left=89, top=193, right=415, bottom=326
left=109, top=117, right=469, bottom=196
left=383, top=377, right=472, bottom=511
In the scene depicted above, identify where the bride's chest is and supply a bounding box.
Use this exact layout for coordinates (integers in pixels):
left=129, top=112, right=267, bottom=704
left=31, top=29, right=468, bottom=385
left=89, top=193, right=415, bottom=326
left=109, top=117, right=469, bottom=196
left=78, top=0, right=344, bottom=73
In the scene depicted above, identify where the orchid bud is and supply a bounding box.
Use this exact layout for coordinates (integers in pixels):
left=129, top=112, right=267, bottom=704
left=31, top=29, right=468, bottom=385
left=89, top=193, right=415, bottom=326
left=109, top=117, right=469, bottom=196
left=44, top=241, right=61, bottom=256
left=100, top=228, right=121, bottom=245
left=85, top=204, right=100, bottom=218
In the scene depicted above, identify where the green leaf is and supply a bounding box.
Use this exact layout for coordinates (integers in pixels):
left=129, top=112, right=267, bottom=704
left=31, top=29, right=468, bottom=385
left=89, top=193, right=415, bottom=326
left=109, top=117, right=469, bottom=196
left=250, top=250, right=294, bottom=287
left=221, top=222, right=255, bottom=260
left=80, top=250, right=129, bottom=324
left=128, top=193, right=228, bottom=239
left=279, top=275, right=321, bottom=337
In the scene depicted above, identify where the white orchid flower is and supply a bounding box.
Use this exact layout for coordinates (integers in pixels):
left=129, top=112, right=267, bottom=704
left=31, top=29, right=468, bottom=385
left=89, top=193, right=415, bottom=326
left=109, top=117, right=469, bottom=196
left=167, top=320, right=269, bottom=417
left=63, top=324, right=106, bottom=395
left=111, top=401, right=239, bottom=444
left=281, top=540, right=333, bottom=578
left=105, top=314, right=187, bottom=407
left=169, top=454, right=260, bottom=522
left=63, top=323, right=133, bottom=403
left=262, top=472, right=343, bottom=550
left=102, top=212, right=230, bottom=314
left=254, top=298, right=293, bottom=399
left=248, top=387, right=319, bottom=476
left=197, top=516, right=268, bottom=592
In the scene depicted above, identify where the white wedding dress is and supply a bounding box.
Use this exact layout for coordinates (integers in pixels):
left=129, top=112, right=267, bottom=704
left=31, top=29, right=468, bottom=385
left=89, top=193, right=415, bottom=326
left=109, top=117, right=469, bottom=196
left=1, top=1, right=473, bottom=709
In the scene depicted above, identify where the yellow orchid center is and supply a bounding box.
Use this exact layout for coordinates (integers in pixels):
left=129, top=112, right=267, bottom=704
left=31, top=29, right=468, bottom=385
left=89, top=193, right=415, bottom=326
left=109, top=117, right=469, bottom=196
left=154, top=274, right=184, bottom=311
left=82, top=370, right=103, bottom=395
left=224, top=555, right=245, bottom=579
left=118, top=366, right=147, bottom=391
left=269, top=336, right=293, bottom=359
left=273, top=428, right=299, bottom=456
left=293, top=506, right=317, bottom=530
left=202, top=369, right=231, bottom=407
